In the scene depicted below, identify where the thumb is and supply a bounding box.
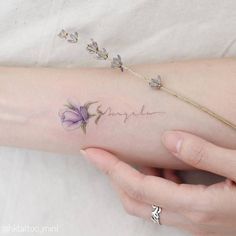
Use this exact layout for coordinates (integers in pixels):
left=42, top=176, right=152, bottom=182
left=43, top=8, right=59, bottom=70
left=162, top=131, right=236, bottom=181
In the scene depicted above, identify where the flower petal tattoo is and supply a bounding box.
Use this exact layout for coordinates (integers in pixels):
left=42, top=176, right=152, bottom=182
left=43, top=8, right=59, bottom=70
left=58, top=100, right=97, bottom=134
left=59, top=100, right=165, bottom=134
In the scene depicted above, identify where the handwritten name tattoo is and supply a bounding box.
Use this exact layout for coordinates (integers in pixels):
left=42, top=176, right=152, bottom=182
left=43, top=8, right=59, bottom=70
left=59, top=100, right=165, bottom=134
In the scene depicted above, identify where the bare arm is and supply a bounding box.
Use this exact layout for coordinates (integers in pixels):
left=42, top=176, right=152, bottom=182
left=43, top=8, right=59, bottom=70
left=0, top=58, right=235, bottom=169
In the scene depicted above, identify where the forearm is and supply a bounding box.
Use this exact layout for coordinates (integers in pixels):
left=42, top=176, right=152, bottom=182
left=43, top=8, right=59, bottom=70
left=0, top=58, right=235, bottom=169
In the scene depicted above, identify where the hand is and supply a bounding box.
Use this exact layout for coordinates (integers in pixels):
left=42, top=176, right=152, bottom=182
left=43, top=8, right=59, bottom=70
left=80, top=131, right=236, bottom=236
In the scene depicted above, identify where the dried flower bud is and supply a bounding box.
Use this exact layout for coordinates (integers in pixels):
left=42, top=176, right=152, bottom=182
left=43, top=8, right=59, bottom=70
left=67, top=32, right=79, bottom=43
left=111, top=54, right=124, bottom=72
left=58, top=29, right=68, bottom=39
left=86, top=39, right=99, bottom=54
left=96, top=48, right=108, bottom=60
left=86, top=39, right=108, bottom=60
left=149, top=76, right=162, bottom=89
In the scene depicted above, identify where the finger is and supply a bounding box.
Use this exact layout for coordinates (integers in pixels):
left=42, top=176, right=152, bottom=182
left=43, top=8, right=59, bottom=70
left=225, top=178, right=236, bottom=186
left=138, top=166, right=161, bottom=176
left=163, top=169, right=182, bottom=184
left=110, top=179, right=188, bottom=227
left=81, top=148, right=206, bottom=211
left=110, top=180, right=152, bottom=220
left=208, top=178, right=236, bottom=190
left=140, top=167, right=182, bottom=184
left=162, top=131, right=236, bottom=181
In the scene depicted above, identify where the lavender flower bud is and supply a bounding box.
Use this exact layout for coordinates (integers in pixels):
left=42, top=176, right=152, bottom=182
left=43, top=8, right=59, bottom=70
left=86, top=39, right=108, bottom=60
left=111, top=54, right=124, bottom=72
left=149, top=76, right=162, bottom=89
left=58, top=29, right=68, bottom=39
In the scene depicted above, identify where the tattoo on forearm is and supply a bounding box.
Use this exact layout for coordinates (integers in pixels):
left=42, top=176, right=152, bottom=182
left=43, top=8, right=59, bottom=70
left=59, top=100, right=165, bottom=134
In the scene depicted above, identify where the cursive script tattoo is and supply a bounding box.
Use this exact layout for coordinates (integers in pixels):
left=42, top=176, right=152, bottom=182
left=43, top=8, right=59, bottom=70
left=96, top=105, right=164, bottom=123
left=59, top=100, right=165, bottom=134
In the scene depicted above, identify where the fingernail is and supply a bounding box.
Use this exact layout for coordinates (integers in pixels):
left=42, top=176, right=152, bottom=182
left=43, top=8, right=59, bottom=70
left=80, top=148, right=100, bottom=167
left=162, top=131, right=183, bottom=155
left=80, top=149, right=93, bottom=163
left=80, top=149, right=87, bottom=157
left=79, top=148, right=107, bottom=172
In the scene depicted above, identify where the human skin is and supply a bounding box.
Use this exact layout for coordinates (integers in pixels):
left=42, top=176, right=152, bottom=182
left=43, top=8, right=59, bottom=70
left=80, top=132, right=236, bottom=235
left=0, top=58, right=235, bottom=169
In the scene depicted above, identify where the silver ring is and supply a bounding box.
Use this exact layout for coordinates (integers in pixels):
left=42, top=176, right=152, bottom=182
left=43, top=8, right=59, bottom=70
left=151, top=204, right=162, bottom=225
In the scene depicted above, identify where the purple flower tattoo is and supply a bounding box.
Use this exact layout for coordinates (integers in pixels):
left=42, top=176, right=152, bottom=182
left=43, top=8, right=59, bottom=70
left=59, top=101, right=97, bottom=134
left=59, top=100, right=165, bottom=134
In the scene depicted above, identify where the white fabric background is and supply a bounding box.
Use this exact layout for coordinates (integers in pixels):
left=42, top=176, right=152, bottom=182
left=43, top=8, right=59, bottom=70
left=0, top=1, right=235, bottom=235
